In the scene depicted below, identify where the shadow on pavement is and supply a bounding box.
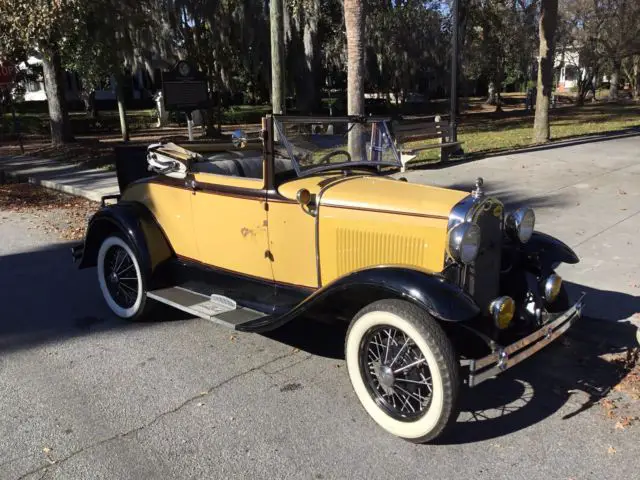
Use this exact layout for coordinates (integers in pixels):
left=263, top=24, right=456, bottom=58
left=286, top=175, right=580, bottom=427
left=0, top=243, right=178, bottom=354
left=268, top=281, right=640, bottom=444
left=3, top=243, right=638, bottom=445
left=438, top=179, right=576, bottom=210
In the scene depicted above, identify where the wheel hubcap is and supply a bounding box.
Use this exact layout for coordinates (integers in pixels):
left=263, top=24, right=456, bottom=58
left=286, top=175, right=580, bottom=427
left=378, top=365, right=395, bottom=388
left=359, top=325, right=433, bottom=421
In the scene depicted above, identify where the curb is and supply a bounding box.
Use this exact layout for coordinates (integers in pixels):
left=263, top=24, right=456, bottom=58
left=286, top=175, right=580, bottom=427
left=27, top=176, right=105, bottom=203
left=1, top=169, right=107, bottom=203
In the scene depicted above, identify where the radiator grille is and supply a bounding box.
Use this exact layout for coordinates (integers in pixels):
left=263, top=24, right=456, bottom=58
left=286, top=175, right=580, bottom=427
left=465, top=199, right=503, bottom=312
left=336, top=228, right=425, bottom=276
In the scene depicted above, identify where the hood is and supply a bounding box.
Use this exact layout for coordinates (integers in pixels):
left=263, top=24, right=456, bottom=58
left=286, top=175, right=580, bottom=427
left=319, top=176, right=467, bottom=220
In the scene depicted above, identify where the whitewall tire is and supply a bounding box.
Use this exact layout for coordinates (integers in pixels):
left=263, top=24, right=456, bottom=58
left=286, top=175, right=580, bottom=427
left=345, top=299, right=459, bottom=443
left=97, top=235, right=147, bottom=320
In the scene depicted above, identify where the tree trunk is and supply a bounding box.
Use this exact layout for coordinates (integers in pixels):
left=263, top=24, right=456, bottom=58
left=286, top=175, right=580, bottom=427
left=486, top=81, right=497, bottom=105
left=300, top=0, right=320, bottom=113
left=270, top=0, right=285, bottom=116
left=533, top=0, right=558, bottom=143
left=41, top=46, right=73, bottom=145
left=609, top=60, right=621, bottom=101
left=344, top=0, right=365, bottom=159
left=633, top=56, right=640, bottom=100
left=115, top=73, right=130, bottom=142
left=81, top=90, right=98, bottom=118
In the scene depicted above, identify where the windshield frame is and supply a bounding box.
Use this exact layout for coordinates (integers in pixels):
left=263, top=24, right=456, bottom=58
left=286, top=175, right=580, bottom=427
left=273, top=116, right=402, bottom=177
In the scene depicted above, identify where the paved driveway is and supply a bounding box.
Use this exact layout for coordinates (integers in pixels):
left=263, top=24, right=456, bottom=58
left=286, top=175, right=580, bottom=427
left=405, top=135, right=640, bottom=323
left=1, top=137, right=639, bottom=479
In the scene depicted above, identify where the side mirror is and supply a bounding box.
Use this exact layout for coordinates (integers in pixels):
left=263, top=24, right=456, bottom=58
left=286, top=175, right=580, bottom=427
left=231, top=130, right=247, bottom=149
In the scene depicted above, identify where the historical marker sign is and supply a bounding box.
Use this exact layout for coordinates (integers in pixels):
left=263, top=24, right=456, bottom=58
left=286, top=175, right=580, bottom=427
left=161, top=61, right=209, bottom=112
left=0, top=63, right=17, bottom=89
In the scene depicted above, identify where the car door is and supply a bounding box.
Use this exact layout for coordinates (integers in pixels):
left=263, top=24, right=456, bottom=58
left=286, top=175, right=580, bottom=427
left=188, top=151, right=272, bottom=282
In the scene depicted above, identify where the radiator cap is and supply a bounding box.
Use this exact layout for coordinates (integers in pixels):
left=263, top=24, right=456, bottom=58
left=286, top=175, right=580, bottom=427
left=472, top=177, right=485, bottom=199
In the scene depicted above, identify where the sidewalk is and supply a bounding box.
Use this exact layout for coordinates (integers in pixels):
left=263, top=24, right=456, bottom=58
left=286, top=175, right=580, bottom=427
left=0, top=154, right=119, bottom=202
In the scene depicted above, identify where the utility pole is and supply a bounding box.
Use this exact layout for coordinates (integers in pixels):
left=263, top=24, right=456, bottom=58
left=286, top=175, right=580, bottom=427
left=450, top=0, right=459, bottom=143
left=270, top=0, right=285, bottom=116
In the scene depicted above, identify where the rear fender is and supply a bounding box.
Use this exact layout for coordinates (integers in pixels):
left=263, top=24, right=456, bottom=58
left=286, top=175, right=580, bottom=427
left=238, top=266, right=480, bottom=333
left=79, top=201, right=172, bottom=276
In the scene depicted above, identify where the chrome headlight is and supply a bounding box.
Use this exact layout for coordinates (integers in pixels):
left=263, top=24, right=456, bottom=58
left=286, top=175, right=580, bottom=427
left=505, top=207, right=535, bottom=243
left=543, top=274, right=562, bottom=303
left=447, top=222, right=481, bottom=265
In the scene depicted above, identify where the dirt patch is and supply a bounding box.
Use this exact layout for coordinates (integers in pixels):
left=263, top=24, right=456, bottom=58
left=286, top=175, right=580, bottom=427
left=599, top=348, right=640, bottom=429
left=0, top=179, right=97, bottom=241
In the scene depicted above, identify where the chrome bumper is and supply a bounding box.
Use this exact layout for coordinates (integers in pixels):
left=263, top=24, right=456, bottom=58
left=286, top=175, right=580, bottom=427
left=468, top=295, right=585, bottom=387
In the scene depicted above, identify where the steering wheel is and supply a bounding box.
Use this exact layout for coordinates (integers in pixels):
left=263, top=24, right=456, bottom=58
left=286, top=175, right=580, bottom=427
left=317, top=150, right=351, bottom=164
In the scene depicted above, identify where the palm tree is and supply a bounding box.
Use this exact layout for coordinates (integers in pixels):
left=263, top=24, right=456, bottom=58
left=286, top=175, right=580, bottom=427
left=344, top=0, right=365, bottom=157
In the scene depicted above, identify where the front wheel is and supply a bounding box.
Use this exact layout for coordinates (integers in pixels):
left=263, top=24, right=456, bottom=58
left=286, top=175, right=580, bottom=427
left=345, top=299, right=459, bottom=443
left=97, top=235, right=148, bottom=320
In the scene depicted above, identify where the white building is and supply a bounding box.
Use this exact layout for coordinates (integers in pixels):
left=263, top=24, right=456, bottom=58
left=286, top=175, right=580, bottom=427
left=555, top=48, right=608, bottom=92
left=19, top=56, right=158, bottom=103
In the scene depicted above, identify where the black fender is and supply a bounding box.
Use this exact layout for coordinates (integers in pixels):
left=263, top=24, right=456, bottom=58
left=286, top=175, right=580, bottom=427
left=523, top=231, right=579, bottom=268
left=238, top=266, right=481, bottom=333
left=78, top=201, right=172, bottom=277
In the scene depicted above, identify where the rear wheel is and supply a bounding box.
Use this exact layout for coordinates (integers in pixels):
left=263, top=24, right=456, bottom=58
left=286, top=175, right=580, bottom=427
left=97, top=235, right=147, bottom=320
left=345, top=299, right=459, bottom=443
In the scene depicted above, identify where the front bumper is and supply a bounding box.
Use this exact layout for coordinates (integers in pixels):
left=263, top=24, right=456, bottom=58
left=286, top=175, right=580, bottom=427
left=468, top=294, right=585, bottom=387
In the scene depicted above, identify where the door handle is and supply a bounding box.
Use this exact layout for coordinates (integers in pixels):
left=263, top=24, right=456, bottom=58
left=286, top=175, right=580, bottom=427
left=185, top=178, right=199, bottom=193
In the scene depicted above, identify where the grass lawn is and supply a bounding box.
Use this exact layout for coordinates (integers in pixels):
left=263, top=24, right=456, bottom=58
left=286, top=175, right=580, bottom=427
left=409, top=101, right=640, bottom=163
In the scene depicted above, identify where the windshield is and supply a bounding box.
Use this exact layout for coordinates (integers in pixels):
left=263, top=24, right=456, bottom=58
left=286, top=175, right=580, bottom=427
left=273, top=117, right=401, bottom=176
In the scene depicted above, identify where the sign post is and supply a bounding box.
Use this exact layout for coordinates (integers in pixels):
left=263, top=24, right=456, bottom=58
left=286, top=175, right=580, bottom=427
left=161, top=61, right=209, bottom=141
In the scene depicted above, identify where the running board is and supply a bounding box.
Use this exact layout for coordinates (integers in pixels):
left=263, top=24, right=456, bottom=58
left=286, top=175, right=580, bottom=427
left=147, top=286, right=266, bottom=329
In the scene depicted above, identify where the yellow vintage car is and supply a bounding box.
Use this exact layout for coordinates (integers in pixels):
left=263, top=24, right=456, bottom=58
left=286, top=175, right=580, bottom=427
left=72, top=115, right=583, bottom=443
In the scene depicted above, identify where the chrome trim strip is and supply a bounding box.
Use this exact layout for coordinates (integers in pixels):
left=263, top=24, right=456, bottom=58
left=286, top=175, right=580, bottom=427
left=468, top=294, right=585, bottom=387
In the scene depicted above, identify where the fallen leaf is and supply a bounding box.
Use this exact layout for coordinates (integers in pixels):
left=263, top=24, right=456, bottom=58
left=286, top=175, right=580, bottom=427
left=601, top=398, right=616, bottom=411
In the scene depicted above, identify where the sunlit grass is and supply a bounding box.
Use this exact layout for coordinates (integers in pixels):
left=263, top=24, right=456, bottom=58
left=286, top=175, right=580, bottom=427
left=409, top=102, right=640, bottom=163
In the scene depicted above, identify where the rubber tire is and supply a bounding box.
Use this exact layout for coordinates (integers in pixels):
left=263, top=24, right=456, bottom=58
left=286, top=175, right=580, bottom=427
left=97, top=234, right=148, bottom=320
left=345, top=299, right=459, bottom=443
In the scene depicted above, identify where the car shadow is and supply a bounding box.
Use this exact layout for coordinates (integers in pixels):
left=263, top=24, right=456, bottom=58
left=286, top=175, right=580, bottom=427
left=0, top=242, right=187, bottom=354
left=3, top=243, right=638, bottom=444
left=266, top=282, right=640, bottom=444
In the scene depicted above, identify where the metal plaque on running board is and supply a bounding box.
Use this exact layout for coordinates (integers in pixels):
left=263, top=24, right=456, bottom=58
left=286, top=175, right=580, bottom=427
left=209, top=294, right=237, bottom=315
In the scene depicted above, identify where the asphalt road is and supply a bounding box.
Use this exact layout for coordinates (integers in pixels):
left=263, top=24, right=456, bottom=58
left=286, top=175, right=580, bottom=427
left=2, top=139, right=640, bottom=479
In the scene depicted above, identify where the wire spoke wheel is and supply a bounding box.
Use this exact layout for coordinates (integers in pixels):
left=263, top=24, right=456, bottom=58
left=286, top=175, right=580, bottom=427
left=346, top=300, right=459, bottom=443
left=97, top=235, right=147, bottom=320
left=360, top=325, right=433, bottom=421
left=104, top=245, right=138, bottom=309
